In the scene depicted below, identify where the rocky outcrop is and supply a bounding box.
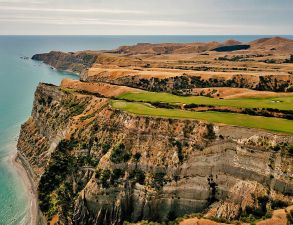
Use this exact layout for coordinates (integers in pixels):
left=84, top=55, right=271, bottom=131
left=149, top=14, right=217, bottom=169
left=32, top=51, right=98, bottom=75
left=17, top=83, right=293, bottom=225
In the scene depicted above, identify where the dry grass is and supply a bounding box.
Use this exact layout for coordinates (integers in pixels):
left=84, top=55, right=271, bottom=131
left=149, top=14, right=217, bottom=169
left=61, top=79, right=143, bottom=97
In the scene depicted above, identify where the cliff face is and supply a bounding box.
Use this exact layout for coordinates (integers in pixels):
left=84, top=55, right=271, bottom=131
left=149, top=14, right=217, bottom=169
left=81, top=71, right=293, bottom=94
left=32, top=51, right=98, bottom=75
left=17, top=83, right=293, bottom=225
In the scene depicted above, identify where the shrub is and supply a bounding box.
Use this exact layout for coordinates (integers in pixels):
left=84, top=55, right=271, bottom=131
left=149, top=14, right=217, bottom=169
left=288, top=144, right=293, bottom=156
left=38, top=146, right=76, bottom=217
left=210, top=216, right=232, bottom=224
left=152, top=172, right=166, bottom=189
left=71, top=103, right=86, bottom=116
left=95, top=168, right=102, bottom=179
left=110, top=143, right=131, bottom=164
left=58, top=139, right=78, bottom=151
left=257, top=196, right=269, bottom=213
left=204, top=124, right=216, bottom=139
left=133, top=152, right=141, bottom=161
left=102, top=143, right=111, bottom=154
left=271, top=199, right=288, bottom=209
left=77, top=155, right=98, bottom=167
left=111, top=168, right=125, bottom=185
left=129, top=169, right=145, bottom=185
left=167, top=210, right=177, bottom=221
left=272, top=144, right=281, bottom=152
left=64, top=100, right=86, bottom=116
left=79, top=113, right=95, bottom=121
left=100, top=169, right=111, bottom=188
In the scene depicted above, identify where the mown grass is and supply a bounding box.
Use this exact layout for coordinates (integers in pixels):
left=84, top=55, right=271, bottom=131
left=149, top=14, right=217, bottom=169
left=117, top=92, right=293, bottom=110
left=111, top=100, right=293, bottom=134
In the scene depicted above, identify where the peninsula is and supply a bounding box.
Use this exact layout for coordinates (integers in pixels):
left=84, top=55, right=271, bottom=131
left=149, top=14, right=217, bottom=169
left=18, top=37, right=293, bottom=225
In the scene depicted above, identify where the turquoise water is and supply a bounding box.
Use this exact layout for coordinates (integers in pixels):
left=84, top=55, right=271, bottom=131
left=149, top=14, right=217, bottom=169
left=0, top=35, right=292, bottom=224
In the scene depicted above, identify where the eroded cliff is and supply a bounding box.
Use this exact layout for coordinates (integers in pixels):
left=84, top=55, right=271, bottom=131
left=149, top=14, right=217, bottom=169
left=17, top=83, right=293, bottom=225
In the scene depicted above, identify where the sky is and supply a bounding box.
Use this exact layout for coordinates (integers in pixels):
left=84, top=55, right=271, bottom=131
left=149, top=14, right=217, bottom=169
left=0, top=0, right=292, bottom=35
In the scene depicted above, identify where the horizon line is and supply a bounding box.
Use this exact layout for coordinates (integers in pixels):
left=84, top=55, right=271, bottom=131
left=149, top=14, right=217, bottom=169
left=0, top=34, right=293, bottom=36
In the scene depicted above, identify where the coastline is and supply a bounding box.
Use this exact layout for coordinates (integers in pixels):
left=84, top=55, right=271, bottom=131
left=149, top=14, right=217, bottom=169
left=10, top=151, right=42, bottom=225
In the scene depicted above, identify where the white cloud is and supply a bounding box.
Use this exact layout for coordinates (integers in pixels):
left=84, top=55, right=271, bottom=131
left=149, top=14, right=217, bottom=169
left=0, top=5, right=145, bottom=14
left=0, top=14, right=261, bottom=30
left=0, top=0, right=292, bottom=34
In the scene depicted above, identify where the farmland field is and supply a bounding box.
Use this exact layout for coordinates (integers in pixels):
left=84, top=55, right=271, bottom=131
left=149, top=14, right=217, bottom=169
left=111, top=100, right=293, bottom=134
left=117, top=92, right=293, bottom=110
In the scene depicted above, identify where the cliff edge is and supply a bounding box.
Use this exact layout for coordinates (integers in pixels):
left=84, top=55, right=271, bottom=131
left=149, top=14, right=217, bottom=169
left=17, top=83, right=293, bottom=225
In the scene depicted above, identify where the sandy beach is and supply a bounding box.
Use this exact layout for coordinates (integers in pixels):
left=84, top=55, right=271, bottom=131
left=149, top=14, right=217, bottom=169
left=9, top=152, right=38, bottom=225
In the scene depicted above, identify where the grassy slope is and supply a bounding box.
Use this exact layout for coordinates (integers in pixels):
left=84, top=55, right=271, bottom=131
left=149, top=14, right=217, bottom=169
left=111, top=100, right=293, bottom=134
left=117, top=92, right=293, bottom=110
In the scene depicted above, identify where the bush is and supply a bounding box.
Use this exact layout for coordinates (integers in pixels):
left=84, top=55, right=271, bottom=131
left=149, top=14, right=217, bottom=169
left=271, top=199, right=288, bottom=209
left=257, top=196, right=269, bottom=213
left=167, top=210, right=177, bottom=221
left=102, top=143, right=111, bottom=154
left=79, top=113, right=95, bottom=121
left=210, top=216, right=232, bottom=224
left=204, top=124, right=216, bottom=139
left=77, top=155, right=98, bottom=167
left=129, top=169, right=145, bottom=185
left=58, top=138, right=78, bottom=151
left=288, top=144, right=293, bottom=156
left=38, top=145, right=76, bottom=217
left=152, top=172, right=166, bottom=189
left=133, top=152, right=141, bottom=161
left=38, top=95, right=53, bottom=106
left=100, top=169, right=111, bottom=188
left=95, top=168, right=102, bottom=179
left=111, top=168, right=125, bottom=185
left=71, top=103, right=86, bottom=116
left=110, top=143, right=131, bottom=164
left=64, top=100, right=86, bottom=116
left=272, top=144, right=281, bottom=152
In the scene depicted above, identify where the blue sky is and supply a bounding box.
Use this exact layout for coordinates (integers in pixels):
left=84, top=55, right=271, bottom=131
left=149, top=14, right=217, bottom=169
left=0, top=0, right=292, bottom=34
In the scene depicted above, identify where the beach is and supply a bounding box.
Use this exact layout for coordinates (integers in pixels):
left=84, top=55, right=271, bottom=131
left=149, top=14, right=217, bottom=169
left=10, top=152, right=38, bottom=225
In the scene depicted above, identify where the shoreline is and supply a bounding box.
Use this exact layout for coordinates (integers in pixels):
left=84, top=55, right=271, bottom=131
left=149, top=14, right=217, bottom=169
left=9, top=152, right=40, bottom=225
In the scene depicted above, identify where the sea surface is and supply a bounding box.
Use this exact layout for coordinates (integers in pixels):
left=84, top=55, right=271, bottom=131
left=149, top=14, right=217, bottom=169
left=0, top=35, right=292, bottom=224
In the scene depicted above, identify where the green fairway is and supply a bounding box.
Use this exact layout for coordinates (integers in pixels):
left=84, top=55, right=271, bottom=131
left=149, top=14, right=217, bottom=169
left=117, top=92, right=293, bottom=110
left=111, top=100, right=293, bottom=134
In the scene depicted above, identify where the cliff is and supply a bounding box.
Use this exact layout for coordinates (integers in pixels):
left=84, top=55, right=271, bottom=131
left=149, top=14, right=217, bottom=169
left=17, top=83, right=293, bottom=225
left=32, top=51, right=98, bottom=75
left=31, top=37, right=293, bottom=93
left=81, top=71, right=293, bottom=94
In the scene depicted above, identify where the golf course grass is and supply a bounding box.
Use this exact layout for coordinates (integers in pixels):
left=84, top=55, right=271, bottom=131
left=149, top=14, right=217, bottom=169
left=111, top=100, right=293, bottom=134
left=117, top=92, right=293, bottom=110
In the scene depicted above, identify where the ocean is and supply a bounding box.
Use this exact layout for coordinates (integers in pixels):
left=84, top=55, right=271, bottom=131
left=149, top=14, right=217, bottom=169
left=0, top=35, right=292, bottom=224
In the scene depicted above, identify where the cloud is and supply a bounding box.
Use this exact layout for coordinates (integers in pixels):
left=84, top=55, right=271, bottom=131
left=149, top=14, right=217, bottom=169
left=0, top=14, right=262, bottom=30
left=0, top=5, right=146, bottom=14
left=0, top=0, right=292, bottom=34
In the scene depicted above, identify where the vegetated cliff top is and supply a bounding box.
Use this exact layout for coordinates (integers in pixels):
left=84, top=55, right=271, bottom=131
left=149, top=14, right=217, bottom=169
left=29, top=36, right=293, bottom=134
